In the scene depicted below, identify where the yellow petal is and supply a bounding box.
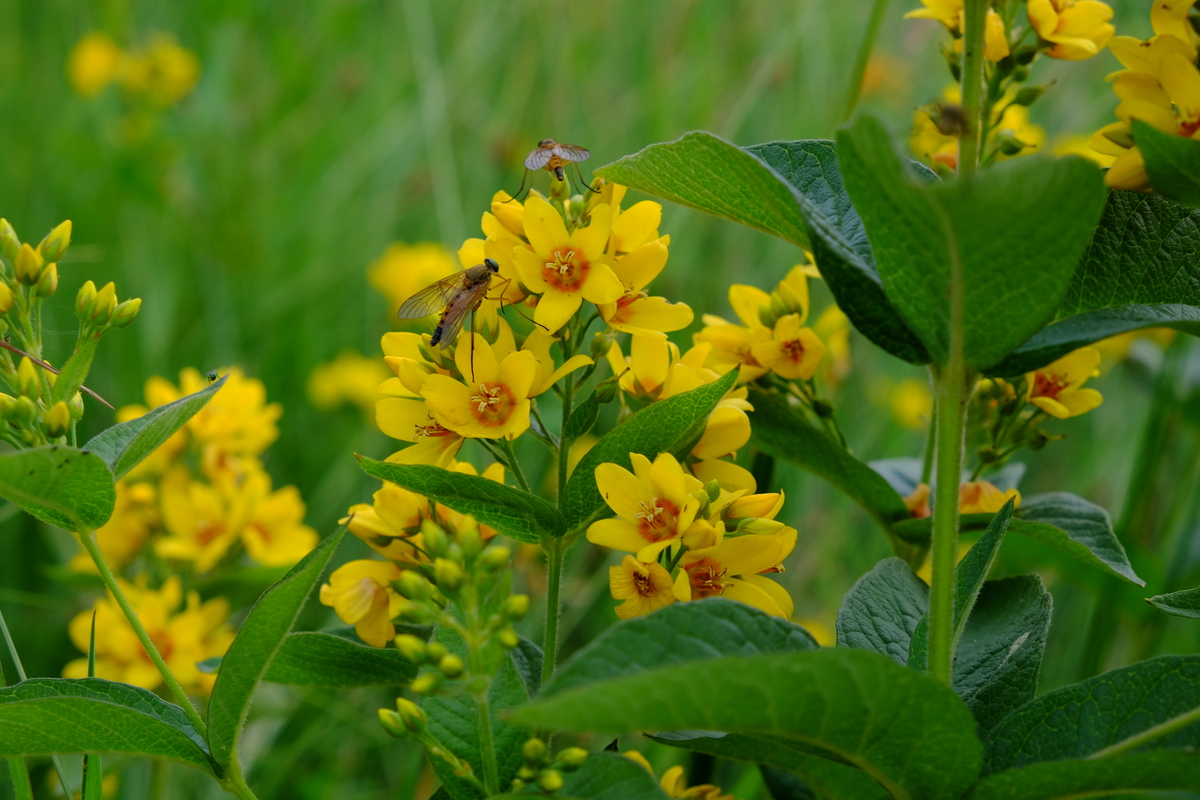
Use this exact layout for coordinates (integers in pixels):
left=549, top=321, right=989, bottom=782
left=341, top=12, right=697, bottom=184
left=610, top=237, right=668, bottom=291
left=728, top=284, right=772, bottom=328
left=1160, top=52, right=1200, bottom=120
left=574, top=204, right=614, bottom=263
left=523, top=194, right=570, bottom=258
left=721, top=579, right=787, bottom=617
left=594, top=462, right=654, bottom=519
left=533, top=289, right=583, bottom=335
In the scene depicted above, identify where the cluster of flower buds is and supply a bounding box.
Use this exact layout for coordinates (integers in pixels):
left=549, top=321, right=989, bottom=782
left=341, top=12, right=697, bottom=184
left=0, top=219, right=69, bottom=302
left=510, top=737, right=588, bottom=794
left=76, top=280, right=141, bottom=337
left=0, top=357, right=85, bottom=446
left=377, top=697, right=481, bottom=782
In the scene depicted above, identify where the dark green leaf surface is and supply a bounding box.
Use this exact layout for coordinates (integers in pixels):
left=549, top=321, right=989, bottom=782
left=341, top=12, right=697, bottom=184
left=983, top=655, right=1200, bottom=774
left=260, top=631, right=416, bottom=687
left=595, top=131, right=810, bottom=248
left=514, top=648, right=983, bottom=800
left=526, top=752, right=670, bottom=800
left=356, top=458, right=565, bottom=543
left=837, top=116, right=1106, bottom=370
left=759, top=766, right=818, bottom=800
left=1135, top=120, right=1200, bottom=207
left=747, top=140, right=931, bottom=364
left=563, top=390, right=601, bottom=441
left=836, top=558, right=928, bottom=665
left=749, top=389, right=911, bottom=534
left=49, top=337, right=99, bottom=406
left=206, top=527, right=345, bottom=767
left=509, top=636, right=544, bottom=698
left=85, top=375, right=227, bottom=480
left=1147, top=586, right=1200, bottom=619
left=0, top=678, right=214, bottom=774
left=544, top=599, right=817, bottom=697
left=966, top=751, right=1200, bottom=800
left=0, top=446, right=115, bottom=531
left=563, top=369, right=737, bottom=529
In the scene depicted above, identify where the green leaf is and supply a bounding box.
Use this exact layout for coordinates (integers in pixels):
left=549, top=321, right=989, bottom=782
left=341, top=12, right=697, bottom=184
left=983, top=655, right=1200, bottom=774
left=509, top=636, right=544, bottom=698
left=0, top=678, right=214, bottom=774
left=562, top=369, right=737, bottom=529
left=356, top=458, right=565, bottom=544
left=967, top=751, right=1200, bottom=800
left=595, top=131, right=811, bottom=248
left=49, top=338, right=99, bottom=407
left=563, top=390, right=601, bottom=441
left=206, top=526, right=345, bottom=768
left=748, top=388, right=911, bottom=535
left=514, top=648, right=982, bottom=800
left=837, top=558, right=928, bottom=664
left=746, top=140, right=931, bottom=365
left=85, top=375, right=228, bottom=480
left=837, top=115, right=1107, bottom=370
left=82, top=611, right=102, bottom=800
left=759, top=766, right=817, bottom=800
left=1134, top=120, right=1200, bottom=207
left=258, top=631, right=416, bottom=687
left=1147, top=586, right=1200, bottom=619
left=0, top=446, right=115, bottom=531
left=544, top=599, right=817, bottom=697
left=894, top=492, right=1143, bottom=586
left=525, top=752, right=671, bottom=800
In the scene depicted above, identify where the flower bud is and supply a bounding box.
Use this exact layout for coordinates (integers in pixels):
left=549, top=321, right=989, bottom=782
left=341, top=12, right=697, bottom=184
left=92, top=282, right=118, bottom=325
left=522, top=737, right=547, bottom=764
left=37, top=221, right=71, bottom=262
left=726, top=492, right=785, bottom=521
left=17, top=357, right=40, bottom=398
left=1014, top=86, right=1046, bottom=106
left=0, top=219, right=19, bottom=264
left=517, top=766, right=539, bottom=782
left=496, top=627, right=520, bottom=649
left=401, top=602, right=435, bottom=624
left=0, top=282, right=13, bottom=313
left=503, top=594, right=530, bottom=622
left=705, top=479, right=722, bottom=504
left=396, top=570, right=431, bottom=601
left=538, top=769, right=563, bottom=793
left=34, top=263, right=58, bottom=298
left=438, top=653, right=464, bottom=678
left=477, top=546, right=511, bottom=571
left=69, top=392, right=85, bottom=421
left=410, top=673, right=441, bottom=694
left=75, top=280, right=98, bottom=320
left=378, top=708, right=409, bottom=739
left=557, top=747, right=588, bottom=769
left=457, top=525, right=483, bottom=560
left=395, top=697, right=428, bottom=732
left=111, top=297, right=141, bottom=328
left=433, top=558, right=464, bottom=593
left=15, top=244, right=43, bottom=286
left=590, top=329, right=618, bottom=361
left=420, top=519, right=450, bottom=558
left=594, top=373, right=621, bottom=405
left=0, top=393, right=17, bottom=419
left=43, top=401, right=71, bottom=438
left=14, top=395, right=37, bottom=425
left=995, top=133, right=1027, bottom=156
left=735, top=517, right=786, bottom=536
left=394, top=634, right=427, bottom=663
left=424, top=641, right=447, bottom=663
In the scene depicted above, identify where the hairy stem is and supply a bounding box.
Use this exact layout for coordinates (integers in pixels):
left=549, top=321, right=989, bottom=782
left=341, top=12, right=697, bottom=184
left=841, top=0, right=889, bottom=122
left=1087, top=705, right=1200, bottom=760
left=541, top=536, right=565, bottom=687
left=220, top=753, right=261, bottom=800
left=498, top=437, right=532, bottom=493
left=958, top=0, right=989, bottom=176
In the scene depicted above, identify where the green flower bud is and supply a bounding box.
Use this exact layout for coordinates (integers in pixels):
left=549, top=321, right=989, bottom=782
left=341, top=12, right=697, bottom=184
left=424, top=642, right=447, bottom=663
left=43, top=401, right=71, bottom=438
left=522, top=737, right=547, bottom=764
left=557, top=747, right=588, bottom=769
left=438, top=653, right=464, bottom=678
left=17, top=357, right=39, bottom=399
left=510, top=778, right=526, bottom=791
left=590, top=329, right=618, bottom=360
left=705, top=479, right=722, bottom=504
left=75, top=280, right=98, bottom=321
left=401, top=602, right=436, bottom=624
left=736, top=517, right=785, bottom=536
left=457, top=525, right=483, bottom=560
left=434, top=558, right=464, bottom=593
left=0, top=393, right=17, bottom=419
left=15, top=244, right=42, bottom=286
left=68, top=392, right=84, bottom=422
left=478, top=546, right=511, bottom=571
left=111, top=297, right=142, bottom=328
left=1014, top=86, right=1046, bottom=106
left=496, top=627, right=520, bottom=649
left=0, top=219, right=19, bottom=264
left=421, top=519, right=450, bottom=557
left=516, top=766, right=539, bottom=782
left=377, top=708, right=409, bottom=739
left=503, top=594, right=530, bottom=622
left=410, top=673, right=441, bottom=694
left=92, top=282, right=118, bottom=325
left=0, top=282, right=13, bottom=314
left=995, top=133, right=1027, bottom=156
left=395, top=697, right=428, bottom=732
left=34, top=263, right=58, bottom=298
left=397, top=570, right=431, bottom=601
left=37, top=221, right=71, bottom=262
left=14, top=395, right=37, bottom=425
left=393, top=634, right=427, bottom=663
left=538, top=769, right=563, bottom=793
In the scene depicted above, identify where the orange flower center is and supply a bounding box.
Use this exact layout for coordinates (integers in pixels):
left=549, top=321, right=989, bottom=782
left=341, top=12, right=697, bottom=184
left=543, top=248, right=589, bottom=293
left=196, top=521, right=226, bottom=547
left=1182, top=118, right=1200, bottom=138
left=781, top=337, right=806, bottom=362
left=416, top=417, right=455, bottom=440
left=634, top=496, right=679, bottom=542
left=470, top=382, right=514, bottom=427
left=1031, top=371, right=1070, bottom=400
left=631, top=566, right=660, bottom=598
left=685, top=557, right=728, bottom=598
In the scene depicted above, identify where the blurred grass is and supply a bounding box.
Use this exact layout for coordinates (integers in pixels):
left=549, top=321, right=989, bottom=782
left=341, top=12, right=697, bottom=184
left=0, top=0, right=1197, bottom=798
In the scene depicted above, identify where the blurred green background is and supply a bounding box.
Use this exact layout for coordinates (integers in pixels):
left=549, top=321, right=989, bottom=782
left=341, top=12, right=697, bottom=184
left=1, top=0, right=1197, bottom=798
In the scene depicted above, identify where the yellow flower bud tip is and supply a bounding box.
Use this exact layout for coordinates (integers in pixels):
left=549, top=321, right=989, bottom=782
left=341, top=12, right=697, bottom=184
left=92, top=281, right=118, bottom=323
left=75, top=280, right=98, bottom=319
left=396, top=570, right=431, bottom=601
left=0, top=282, right=13, bottom=313
left=393, top=634, right=427, bottom=663
left=0, top=393, right=17, bottom=418
left=15, top=243, right=43, bottom=285
left=478, top=546, right=512, bottom=570
left=438, top=653, right=464, bottom=678
left=0, top=219, right=19, bottom=263
left=112, top=297, right=142, bottom=328
left=394, top=697, right=428, bottom=732
left=556, top=747, right=589, bottom=769
left=410, top=673, right=441, bottom=694
left=16, top=357, right=40, bottom=399
left=503, top=594, right=530, bottom=622
left=38, top=220, right=71, bottom=262
left=425, top=642, right=447, bottom=663
left=377, top=708, right=410, bottom=738
left=35, top=262, right=58, bottom=298
left=522, top=737, right=547, bottom=764
left=538, top=769, right=564, bottom=793
left=433, top=557, right=464, bottom=592
left=497, top=627, right=520, bottom=649
left=43, top=401, right=72, bottom=438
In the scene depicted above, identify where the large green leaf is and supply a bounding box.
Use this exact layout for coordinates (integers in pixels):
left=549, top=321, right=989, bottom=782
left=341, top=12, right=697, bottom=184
left=837, top=115, right=1106, bottom=370
left=894, top=492, right=1142, bottom=586
left=748, top=389, right=911, bottom=535
left=206, top=527, right=345, bottom=768
left=262, top=631, right=416, bottom=687
left=836, top=558, right=928, bottom=665
left=1147, top=586, right=1200, bottom=619
left=562, top=369, right=737, bottom=529
left=0, top=678, right=214, bottom=775
left=357, top=458, right=565, bottom=544
left=514, top=648, right=983, bottom=800
left=983, top=655, right=1200, bottom=774
left=545, top=599, right=817, bottom=697
left=759, top=766, right=817, bottom=800
left=595, top=131, right=810, bottom=248
left=747, top=140, right=931, bottom=365
left=1134, top=120, right=1200, bottom=208
left=965, top=751, right=1200, bottom=799
left=85, top=375, right=227, bottom=480
left=0, top=446, right=115, bottom=531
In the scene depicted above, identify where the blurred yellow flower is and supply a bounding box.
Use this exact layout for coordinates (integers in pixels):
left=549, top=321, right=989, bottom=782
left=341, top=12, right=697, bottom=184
left=624, top=752, right=737, bottom=800
left=993, top=103, right=1046, bottom=160
left=1027, top=0, right=1114, bottom=60
left=1025, top=347, right=1103, bottom=419
left=891, top=378, right=933, bottom=429
left=1052, top=134, right=1117, bottom=167
left=368, top=242, right=458, bottom=318
left=120, top=34, right=200, bottom=106
left=308, top=350, right=391, bottom=415
left=814, top=304, right=852, bottom=389
left=318, top=560, right=406, bottom=647
left=69, top=481, right=158, bottom=573
left=904, top=2, right=1010, bottom=61
left=239, top=474, right=319, bottom=567
left=959, top=480, right=1021, bottom=514
left=1093, top=328, right=1176, bottom=364
left=64, top=576, right=234, bottom=695
left=917, top=540, right=973, bottom=583
left=751, top=314, right=826, bottom=381
left=588, top=452, right=704, bottom=562
left=68, top=33, right=123, bottom=97
left=609, top=555, right=681, bottom=619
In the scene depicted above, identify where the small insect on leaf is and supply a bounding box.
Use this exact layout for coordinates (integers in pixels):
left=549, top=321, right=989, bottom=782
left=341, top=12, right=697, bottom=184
left=206, top=370, right=218, bottom=384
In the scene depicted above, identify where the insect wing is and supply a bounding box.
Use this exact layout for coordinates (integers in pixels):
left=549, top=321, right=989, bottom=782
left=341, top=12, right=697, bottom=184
left=555, top=143, right=591, bottom=162
left=524, top=145, right=554, bottom=170
left=397, top=273, right=467, bottom=319
left=431, top=282, right=488, bottom=349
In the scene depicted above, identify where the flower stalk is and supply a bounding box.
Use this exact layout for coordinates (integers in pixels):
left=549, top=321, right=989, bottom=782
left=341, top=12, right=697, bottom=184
left=958, top=0, right=991, bottom=176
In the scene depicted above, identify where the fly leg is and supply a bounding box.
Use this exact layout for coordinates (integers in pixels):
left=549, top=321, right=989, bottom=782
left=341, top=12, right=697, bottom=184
left=506, top=169, right=532, bottom=203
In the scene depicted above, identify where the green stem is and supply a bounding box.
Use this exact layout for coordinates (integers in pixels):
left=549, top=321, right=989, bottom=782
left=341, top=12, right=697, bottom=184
left=1087, top=705, right=1200, bottom=760
left=557, top=379, right=576, bottom=507
left=497, top=437, right=532, bottom=493
left=6, top=758, right=33, bottom=800
left=541, top=536, right=565, bottom=687
left=921, top=401, right=937, bottom=485
left=220, top=754, right=261, bottom=800
left=76, top=527, right=209, bottom=738
left=841, top=0, right=889, bottom=122
left=461, top=587, right=500, bottom=795
left=958, top=0, right=989, bottom=176
left=472, top=692, right=500, bottom=794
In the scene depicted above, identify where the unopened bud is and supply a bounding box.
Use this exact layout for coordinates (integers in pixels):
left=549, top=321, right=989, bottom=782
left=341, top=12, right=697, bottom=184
left=401, top=603, right=435, bottom=624
left=0, top=219, right=19, bottom=263
left=478, top=546, right=511, bottom=570
left=523, top=737, right=547, bottom=764
left=410, top=673, right=441, bottom=694
left=590, top=329, right=618, bottom=361
left=433, top=558, right=464, bottom=592
left=69, top=392, right=84, bottom=421
left=15, top=244, right=42, bottom=286
left=517, top=766, right=538, bottom=782
left=75, top=280, right=98, bottom=320
left=0, top=282, right=12, bottom=313
left=43, top=401, right=71, bottom=438
left=397, top=570, right=431, bottom=601
left=496, top=627, right=519, bottom=649
left=0, top=393, right=16, bottom=419
left=995, top=134, right=1027, bottom=156
left=557, top=747, right=588, bottom=769
left=594, top=374, right=620, bottom=405
left=503, top=594, right=530, bottom=622
left=395, top=697, right=428, bottom=732
left=111, top=297, right=141, bottom=328
left=394, top=634, right=427, bottom=663
left=538, top=769, right=563, bottom=793
left=17, top=357, right=39, bottom=398
left=92, top=281, right=118, bottom=325
left=14, top=395, right=37, bottom=425
left=438, top=654, right=464, bottom=678
left=34, top=263, right=58, bottom=298
left=37, top=220, right=71, bottom=262
left=457, top=525, right=483, bottom=559
left=1014, top=86, right=1046, bottom=106
left=421, top=519, right=450, bottom=557
left=736, top=517, right=786, bottom=536
left=378, top=708, right=409, bottom=738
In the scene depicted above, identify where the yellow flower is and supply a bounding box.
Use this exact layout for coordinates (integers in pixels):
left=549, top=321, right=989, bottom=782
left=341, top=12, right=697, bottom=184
left=318, top=560, right=406, bottom=647
left=1052, top=134, right=1117, bottom=167
left=1028, top=0, right=1115, bottom=60
left=679, top=529, right=797, bottom=619
left=891, top=378, right=934, bottom=429
left=1150, top=0, right=1198, bottom=50
left=959, top=481, right=1021, bottom=514
left=586, top=182, right=663, bottom=254
left=691, top=458, right=758, bottom=495
left=904, top=0, right=961, bottom=29
left=905, top=1, right=1010, bottom=61
left=517, top=326, right=596, bottom=396
left=606, top=336, right=676, bottom=400
left=1025, top=347, right=1103, bottom=419
left=419, top=332, right=537, bottom=440
left=751, top=314, right=826, bottom=381
left=917, top=540, right=973, bottom=583
left=308, top=350, right=390, bottom=416
left=368, top=242, right=458, bottom=318
left=119, top=34, right=200, bottom=106
left=67, top=33, right=124, bottom=97
left=904, top=483, right=932, bottom=519
left=1093, top=328, right=1175, bottom=364
left=623, top=753, right=737, bottom=800
left=69, top=481, right=158, bottom=573
left=239, top=472, right=319, bottom=567
left=64, top=577, right=234, bottom=696
left=598, top=236, right=694, bottom=337
left=912, top=108, right=960, bottom=171
left=814, top=304, right=852, bottom=389
left=156, top=466, right=245, bottom=572
left=344, top=481, right=430, bottom=562
left=587, top=452, right=704, bottom=561
left=511, top=194, right=624, bottom=333
left=376, top=332, right=465, bottom=466
left=609, top=556, right=682, bottom=619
